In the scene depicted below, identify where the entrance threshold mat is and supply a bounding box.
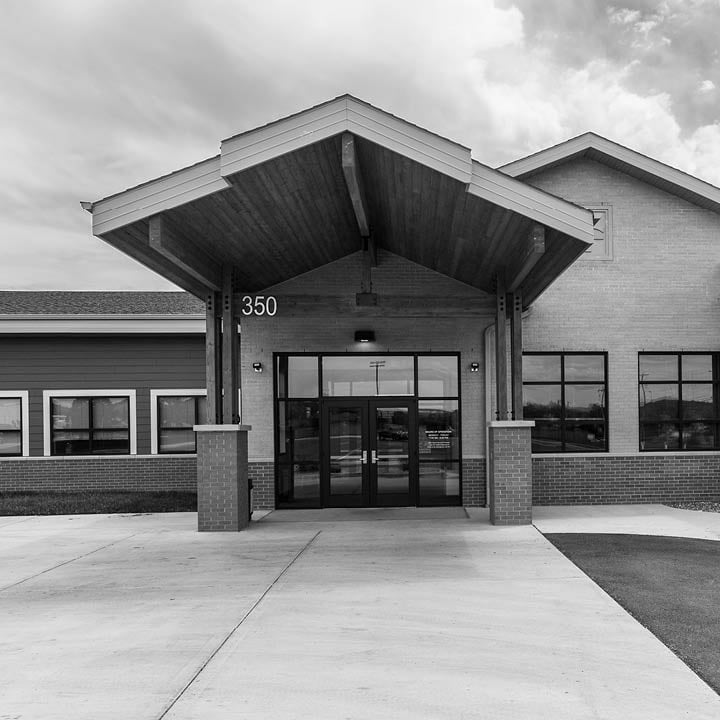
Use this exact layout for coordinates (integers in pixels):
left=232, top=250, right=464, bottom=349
left=258, top=507, right=469, bottom=522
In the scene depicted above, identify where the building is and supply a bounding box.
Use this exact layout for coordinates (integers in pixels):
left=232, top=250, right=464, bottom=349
left=1, top=96, right=719, bottom=529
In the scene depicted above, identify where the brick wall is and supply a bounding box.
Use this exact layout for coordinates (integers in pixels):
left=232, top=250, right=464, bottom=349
left=522, top=157, right=720, bottom=455
left=533, top=454, right=720, bottom=505
left=461, top=457, right=486, bottom=507
left=248, top=460, right=274, bottom=511
left=0, top=456, right=196, bottom=492
left=240, top=250, right=493, bottom=463
left=196, top=427, right=250, bottom=531
left=488, top=423, right=533, bottom=524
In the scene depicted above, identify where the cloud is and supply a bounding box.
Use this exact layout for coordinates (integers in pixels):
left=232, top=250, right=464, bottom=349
left=0, top=0, right=718, bottom=290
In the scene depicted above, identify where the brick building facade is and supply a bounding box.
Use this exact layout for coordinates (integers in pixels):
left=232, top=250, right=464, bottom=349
left=1, top=97, right=719, bottom=528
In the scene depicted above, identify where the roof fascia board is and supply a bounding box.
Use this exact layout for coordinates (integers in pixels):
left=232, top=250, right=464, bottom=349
left=468, top=161, right=594, bottom=243
left=221, top=96, right=473, bottom=183
left=498, top=135, right=593, bottom=177
left=0, top=318, right=205, bottom=334
left=500, top=133, right=720, bottom=212
left=92, top=156, right=230, bottom=235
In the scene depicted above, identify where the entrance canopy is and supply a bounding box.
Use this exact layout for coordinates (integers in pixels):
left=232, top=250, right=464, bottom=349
left=85, top=95, right=593, bottom=306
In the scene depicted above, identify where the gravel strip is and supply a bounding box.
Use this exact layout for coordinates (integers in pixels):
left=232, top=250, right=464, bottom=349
left=664, top=502, right=720, bottom=513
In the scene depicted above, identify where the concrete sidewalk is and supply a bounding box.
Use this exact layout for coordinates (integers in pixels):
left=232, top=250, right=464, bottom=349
left=533, top=503, right=720, bottom=540
left=0, top=509, right=717, bottom=719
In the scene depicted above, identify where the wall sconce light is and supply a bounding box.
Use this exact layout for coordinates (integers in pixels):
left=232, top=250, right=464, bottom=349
left=354, top=330, right=375, bottom=343
left=470, top=362, right=480, bottom=373
left=252, top=362, right=263, bottom=373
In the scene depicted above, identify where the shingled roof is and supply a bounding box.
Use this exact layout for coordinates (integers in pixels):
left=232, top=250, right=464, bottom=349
left=0, top=291, right=205, bottom=315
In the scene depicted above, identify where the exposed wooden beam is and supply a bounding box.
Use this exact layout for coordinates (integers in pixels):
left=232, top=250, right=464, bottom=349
left=495, top=274, right=508, bottom=420
left=222, top=267, right=239, bottom=424
left=205, top=292, right=222, bottom=424
left=365, top=235, right=377, bottom=267
left=510, top=290, right=523, bottom=420
left=341, top=132, right=371, bottom=238
left=99, top=227, right=208, bottom=298
left=233, top=293, right=495, bottom=318
left=505, top=224, right=545, bottom=292
left=148, top=215, right=223, bottom=291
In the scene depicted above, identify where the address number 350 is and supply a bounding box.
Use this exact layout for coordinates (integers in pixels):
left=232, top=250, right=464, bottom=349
left=240, top=295, right=278, bottom=316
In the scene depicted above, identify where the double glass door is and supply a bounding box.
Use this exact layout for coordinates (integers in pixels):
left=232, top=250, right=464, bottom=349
left=323, top=399, right=416, bottom=507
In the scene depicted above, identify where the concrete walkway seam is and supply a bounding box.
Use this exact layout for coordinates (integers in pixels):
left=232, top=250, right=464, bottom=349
left=155, top=529, right=322, bottom=720
left=0, top=531, right=142, bottom=593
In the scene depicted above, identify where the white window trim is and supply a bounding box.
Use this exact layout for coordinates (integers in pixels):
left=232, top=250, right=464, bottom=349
left=150, top=389, right=207, bottom=455
left=42, top=389, right=137, bottom=457
left=0, top=390, right=30, bottom=457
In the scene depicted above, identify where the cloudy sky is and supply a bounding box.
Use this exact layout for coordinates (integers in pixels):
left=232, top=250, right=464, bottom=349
left=1, top=0, right=719, bottom=290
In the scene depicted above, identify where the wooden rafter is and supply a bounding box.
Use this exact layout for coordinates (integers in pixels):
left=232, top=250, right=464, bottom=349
left=505, top=224, right=545, bottom=292
left=148, top=215, right=223, bottom=291
left=341, top=133, right=371, bottom=238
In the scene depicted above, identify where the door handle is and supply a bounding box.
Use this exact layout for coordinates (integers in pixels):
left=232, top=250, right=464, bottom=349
left=371, top=450, right=377, bottom=464
left=361, top=450, right=367, bottom=464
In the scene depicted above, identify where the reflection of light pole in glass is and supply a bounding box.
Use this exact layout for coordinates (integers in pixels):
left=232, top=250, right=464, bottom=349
left=369, top=360, right=386, bottom=395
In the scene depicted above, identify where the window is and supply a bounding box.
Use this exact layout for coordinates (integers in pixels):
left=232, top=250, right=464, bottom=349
left=43, top=390, right=136, bottom=456
left=0, top=391, right=28, bottom=457
left=523, top=353, right=607, bottom=453
left=581, top=205, right=613, bottom=260
left=151, top=390, right=207, bottom=454
left=639, top=353, right=719, bottom=451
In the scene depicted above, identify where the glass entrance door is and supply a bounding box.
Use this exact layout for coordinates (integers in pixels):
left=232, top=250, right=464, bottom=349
left=322, top=399, right=416, bottom=507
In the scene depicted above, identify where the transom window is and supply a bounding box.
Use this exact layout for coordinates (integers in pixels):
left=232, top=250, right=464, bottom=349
left=639, top=353, right=719, bottom=451
left=523, top=352, right=608, bottom=453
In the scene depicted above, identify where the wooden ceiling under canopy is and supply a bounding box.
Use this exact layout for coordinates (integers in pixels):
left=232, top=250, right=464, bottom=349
left=87, top=95, right=594, bottom=307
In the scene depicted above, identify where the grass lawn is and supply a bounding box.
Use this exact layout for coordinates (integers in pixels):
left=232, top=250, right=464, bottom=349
left=0, top=491, right=197, bottom=516
left=545, top=533, right=720, bottom=695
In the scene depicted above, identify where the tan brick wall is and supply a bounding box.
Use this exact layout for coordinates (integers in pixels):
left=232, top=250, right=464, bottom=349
left=522, top=157, right=720, bottom=455
left=239, top=250, right=493, bottom=469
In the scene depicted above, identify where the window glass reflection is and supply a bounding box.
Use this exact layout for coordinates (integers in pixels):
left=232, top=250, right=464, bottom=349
left=0, top=398, right=21, bottom=430
left=523, top=355, right=561, bottom=382
left=419, top=461, right=459, bottom=500
left=639, top=384, right=678, bottom=420
left=639, top=355, right=678, bottom=382
left=564, top=355, right=605, bottom=381
left=641, top=422, right=680, bottom=450
left=531, top=420, right=562, bottom=453
left=323, top=356, right=414, bottom=396
left=276, top=401, right=320, bottom=504
left=288, top=356, right=318, bottom=398
left=418, top=400, right=458, bottom=461
left=523, top=386, right=562, bottom=419
left=682, top=356, right=713, bottom=382
left=681, top=384, right=714, bottom=420
left=564, top=385, right=605, bottom=418
left=418, top=356, right=458, bottom=397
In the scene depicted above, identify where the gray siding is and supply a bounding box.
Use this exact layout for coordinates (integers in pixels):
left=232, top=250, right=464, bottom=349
left=0, top=335, right=205, bottom=455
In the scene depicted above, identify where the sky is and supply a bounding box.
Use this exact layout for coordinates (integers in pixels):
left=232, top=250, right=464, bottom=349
left=1, top=0, right=719, bottom=291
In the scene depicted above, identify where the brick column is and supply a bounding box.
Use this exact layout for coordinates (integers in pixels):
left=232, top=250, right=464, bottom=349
left=194, top=424, right=251, bottom=532
left=488, top=420, right=534, bottom=525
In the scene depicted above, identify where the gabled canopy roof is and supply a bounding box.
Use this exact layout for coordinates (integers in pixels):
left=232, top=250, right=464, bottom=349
left=499, top=131, right=720, bottom=215
left=86, top=95, right=594, bottom=304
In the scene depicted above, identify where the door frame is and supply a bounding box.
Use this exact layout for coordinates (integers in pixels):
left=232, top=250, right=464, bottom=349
left=321, top=397, right=417, bottom=508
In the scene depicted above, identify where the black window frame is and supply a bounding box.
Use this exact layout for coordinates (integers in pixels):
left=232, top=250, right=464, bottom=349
left=50, top=395, right=131, bottom=456
left=0, top=395, right=24, bottom=457
left=523, top=351, right=608, bottom=454
left=273, top=352, right=462, bottom=508
left=638, top=352, right=719, bottom=451
left=156, top=394, right=206, bottom=455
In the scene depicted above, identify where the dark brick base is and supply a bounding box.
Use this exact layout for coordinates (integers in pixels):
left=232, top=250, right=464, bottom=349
left=533, top=454, right=720, bottom=504
left=0, top=456, right=196, bottom=492
left=248, top=461, right=275, bottom=511
left=488, top=423, right=533, bottom=525
left=461, top=458, right=486, bottom=507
